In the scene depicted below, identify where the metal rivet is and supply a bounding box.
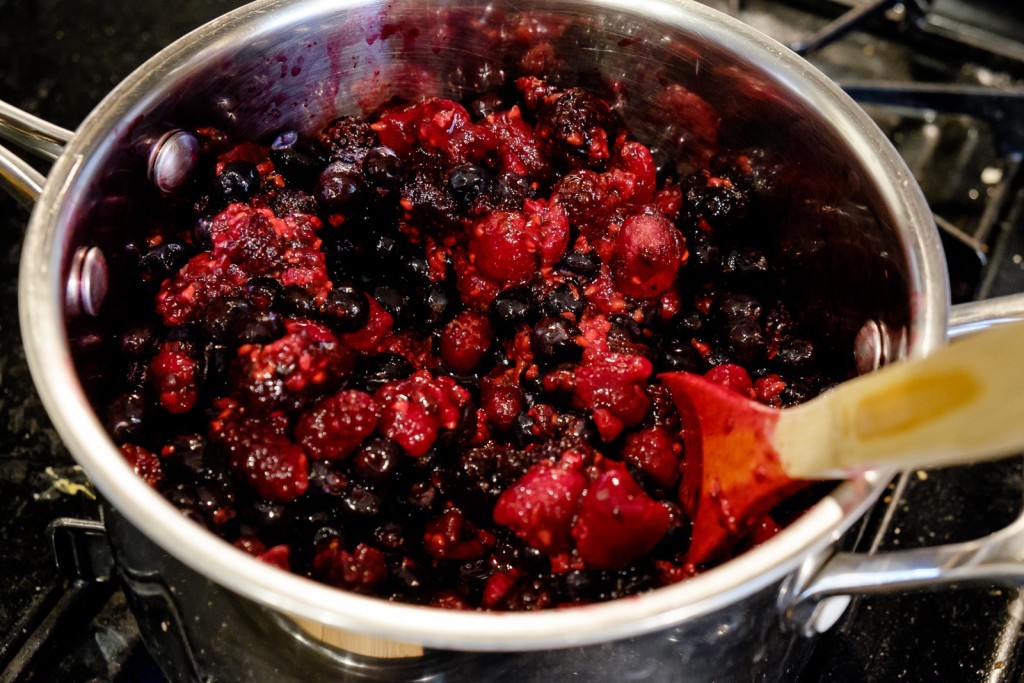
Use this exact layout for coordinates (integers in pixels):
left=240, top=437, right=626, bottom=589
left=854, top=320, right=909, bottom=375
left=148, top=129, right=200, bottom=193
left=66, top=246, right=108, bottom=317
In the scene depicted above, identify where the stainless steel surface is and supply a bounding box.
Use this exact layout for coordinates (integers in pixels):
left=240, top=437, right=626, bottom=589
left=12, top=0, right=997, bottom=656
left=148, top=130, right=200, bottom=194
left=0, top=142, right=45, bottom=208
left=949, top=294, right=1024, bottom=337
left=0, top=99, right=73, bottom=161
left=64, top=246, right=108, bottom=318
left=788, top=511, right=1024, bottom=636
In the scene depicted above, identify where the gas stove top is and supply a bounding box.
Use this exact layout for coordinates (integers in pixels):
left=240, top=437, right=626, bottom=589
left=1, top=1, right=1023, bottom=681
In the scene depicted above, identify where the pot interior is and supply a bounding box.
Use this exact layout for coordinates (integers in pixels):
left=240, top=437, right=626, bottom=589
left=25, top=0, right=945, bottom=649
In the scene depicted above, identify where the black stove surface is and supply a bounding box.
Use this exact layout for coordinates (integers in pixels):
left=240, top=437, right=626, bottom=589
left=1, top=1, right=1023, bottom=681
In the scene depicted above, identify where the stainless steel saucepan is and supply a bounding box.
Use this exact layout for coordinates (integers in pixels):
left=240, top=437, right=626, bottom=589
left=4, top=0, right=1024, bottom=679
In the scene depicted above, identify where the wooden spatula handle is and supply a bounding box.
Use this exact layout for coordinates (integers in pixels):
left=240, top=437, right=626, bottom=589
left=777, top=321, right=1024, bottom=478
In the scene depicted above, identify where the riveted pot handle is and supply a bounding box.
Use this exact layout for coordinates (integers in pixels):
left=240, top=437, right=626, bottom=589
left=0, top=143, right=47, bottom=208
left=785, top=511, right=1024, bottom=636
left=0, top=99, right=73, bottom=161
left=949, top=294, right=1024, bottom=338
left=785, top=299, right=1024, bottom=636
left=0, top=99, right=74, bottom=208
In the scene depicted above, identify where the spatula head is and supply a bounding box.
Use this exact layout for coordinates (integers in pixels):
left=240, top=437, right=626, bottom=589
left=661, top=371, right=810, bottom=565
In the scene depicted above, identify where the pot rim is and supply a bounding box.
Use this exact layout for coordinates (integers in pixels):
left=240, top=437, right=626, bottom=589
left=18, top=0, right=949, bottom=650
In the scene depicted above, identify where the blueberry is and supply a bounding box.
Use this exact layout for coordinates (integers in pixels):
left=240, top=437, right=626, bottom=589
left=372, top=284, right=410, bottom=326
left=341, top=484, right=382, bottom=517
left=725, top=248, right=769, bottom=276
left=316, top=160, right=365, bottom=213
left=725, top=318, right=767, bottom=364
left=401, top=256, right=432, bottom=285
left=139, top=243, right=189, bottom=279
left=201, top=297, right=252, bottom=341
left=194, top=216, right=214, bottom=249
left=490, top=286, right=538, bottom=336
left=321, top=284, right=369, bottom=332
left=279, top=285, right=318, bottom=316
left=213, top=161, right=260, bottom=203
left=355, top=353, right=414, bottom=392
left=269, top=142, right=321, bottom=187
left=494, top=172, right=531, bottom=208
left=119, top=323, right=158, bottom=358
left=447, top=164, right=490, bottom=205
left=716, top=292, right=762, bottom=321
left=201, top=341, right=231, bottom=386
left=558, top=249, right=601, bottom=277
left=541, top=283, right=583, bottom=320
left=352, top=437, right=401, bottom=481
left=363, top=146, right=403, bottom=195
left=234, top=311, right=285, bottom=345
left=530, top=317, right=582, bottom=368
left=657, top=338, right=710, bottom=374
left=672, top=312, right=704, bottom=335
left=418, top=283, right=456, bottom=327
left=106, top=392, right=145, bottom=443
left=244, top=276, right=282, bottom=310
left=776, top=338, right=816, bottom=370
left=781, top=379, right=815, bottom=406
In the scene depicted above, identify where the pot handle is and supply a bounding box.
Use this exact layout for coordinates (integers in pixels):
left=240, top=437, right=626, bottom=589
left=0, top=100, right=73, bottom=161
left=949, top=294, right=1024, bottom=337
left=785, top=297, right=1024, bottom=636
left=0, top=99, right=74, bottom=207
left=785, top=509, right=1024, bottom=637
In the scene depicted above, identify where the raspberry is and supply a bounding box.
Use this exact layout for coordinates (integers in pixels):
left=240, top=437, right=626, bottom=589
left=493, top=452, right=587, bottom=555
left=372, top=98, right=494, bottom=165
left=611, top=208, right=684, bottom=299
left=156, top=253, right=247, bottom=325
left=572, top=463, right=671, bottom=570
left=439, top=311, right=493, bottom=374
left=340, top=296, right=394, bottom=353
left=313, top=537, right=387, bottom=593
left=704, top=363, right=754, bottom=399
left=121, top=444, right=164, bottom=488
left=210, top=399, right=309, bottom=502
left=622, top=427, right=682, bottom=489
left=610, top=142, right=657, bottom=206
left=149, top=342, right=198, bottom=414
left=479, top=375, right=524, bottom=431
left=296, top=390, right=379, bottom=461
left=237, top=319, right=353, bottom=412
left=257, top=544, right=291, bottom=570
left=573, top=352, right=652, bottom=441
left=375, top=370, right=471, bottom=457
left=469, top=210, right=535, bottom=284
left=480, top=106, right=548, bottom=179
left=424, top=507, right=496, bottom=560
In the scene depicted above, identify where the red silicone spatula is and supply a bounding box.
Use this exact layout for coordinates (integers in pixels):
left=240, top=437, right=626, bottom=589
left=661, top=321, right=1024, bottom=566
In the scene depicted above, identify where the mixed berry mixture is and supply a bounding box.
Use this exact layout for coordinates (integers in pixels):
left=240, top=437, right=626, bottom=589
left=104, top=76, right=845, bottom=610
